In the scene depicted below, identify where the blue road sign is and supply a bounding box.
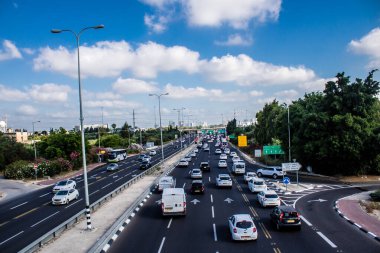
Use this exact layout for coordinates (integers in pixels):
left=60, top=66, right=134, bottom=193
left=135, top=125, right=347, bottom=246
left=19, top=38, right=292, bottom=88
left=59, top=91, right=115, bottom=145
left=283, top=177, right=290, bottom=185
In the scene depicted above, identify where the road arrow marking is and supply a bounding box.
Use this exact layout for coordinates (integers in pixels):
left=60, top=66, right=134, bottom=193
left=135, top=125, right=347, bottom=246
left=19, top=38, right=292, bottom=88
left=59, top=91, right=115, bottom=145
left=308, top=199, right=327, bottom=203
left=224, top=198, right=234, bottom=204
left=191, top=199, right=200, bottom=205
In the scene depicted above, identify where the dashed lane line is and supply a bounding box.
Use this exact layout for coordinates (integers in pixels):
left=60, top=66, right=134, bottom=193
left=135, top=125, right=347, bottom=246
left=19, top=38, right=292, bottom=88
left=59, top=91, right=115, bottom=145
left=10, top=202, right=28, bottom=210
left=213, top=223, right=218, bottom=242
left=211, top=206, right=215, bottom=218
left=157, top=237, right=166, bottom=253
left=14, top=207, right=39, bottom=219
left=101, top=183, right=113, bottom=189
left=167, top=218, right=173, bottom=229
left=89, top=190, right=100, bottom=196
left=39, top=192, right=51, bottom=198
left=210, top=194, right=213, bottom=203
left=317, top=231, right=337, bottom=248
left=65, top=198, right=82, bottom=209
left=30, top=211, right=59, bottom=228
left=0, top=231, right=24, bottom=246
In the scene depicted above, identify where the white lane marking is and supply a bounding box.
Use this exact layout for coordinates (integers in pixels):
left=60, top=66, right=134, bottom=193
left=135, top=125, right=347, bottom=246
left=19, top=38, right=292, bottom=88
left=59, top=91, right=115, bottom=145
left=213, top=223, right=218, bottom=241
left=65, top=198, right=82, bottom=209
left=182, top=183, right=186, bottom=188
left=92, top=174, right=98, bottom=177
left=102, top=244, right=110, bottom=252
left=101, top=183, right=112, bottom=189
left=0, top=231, right=24, bottom=246
left=31, top=211, right=60, bottom=227
left=167, top=218, right=173, bottom=229
left=39, top=193, right=51, bottom=198
left=10, top=202, right=28, bottom=210
left=158, top=237, right=166, bottom=253
left=210, top=194, right=213, bottom=203
left=89, top=190, right=99, bottom=196
left=77, top=179, right=84, bottom=183
left=209, top=177, right=211, bottom=182
left=115, top=177, right=122, bottom=182
left=317, top=231, right=337, bottom=248
left=300, top=216, right=313, bottom=226
left=211, top=206, right=215, bottom=218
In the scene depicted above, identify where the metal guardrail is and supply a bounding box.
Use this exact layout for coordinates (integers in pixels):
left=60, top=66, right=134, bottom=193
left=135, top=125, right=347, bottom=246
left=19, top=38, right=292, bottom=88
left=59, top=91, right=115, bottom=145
left=19, top=143, right=194, bottom=253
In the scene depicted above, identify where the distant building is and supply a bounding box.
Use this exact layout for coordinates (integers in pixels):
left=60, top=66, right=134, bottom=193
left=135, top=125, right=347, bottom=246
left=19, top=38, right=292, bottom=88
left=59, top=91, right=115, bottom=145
left=74, top=123, right=109, bottom=131
left=4, top=129, right=29, bottom=143
left=0, top=120, right=6, bottom=133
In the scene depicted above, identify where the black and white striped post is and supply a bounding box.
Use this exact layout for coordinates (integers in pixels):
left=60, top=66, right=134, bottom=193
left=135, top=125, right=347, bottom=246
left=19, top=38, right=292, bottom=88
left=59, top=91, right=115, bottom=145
left=51, top=25, right=104, bottom=230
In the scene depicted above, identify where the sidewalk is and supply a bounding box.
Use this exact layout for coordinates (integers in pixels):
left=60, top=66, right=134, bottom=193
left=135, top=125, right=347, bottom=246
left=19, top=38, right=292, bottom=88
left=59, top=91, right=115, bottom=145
left=336, top=191, right=380, bottom=241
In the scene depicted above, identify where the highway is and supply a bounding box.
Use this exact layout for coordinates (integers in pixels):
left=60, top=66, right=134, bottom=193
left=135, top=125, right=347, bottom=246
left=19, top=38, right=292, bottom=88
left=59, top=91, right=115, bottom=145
left=0, top=137, right=190, bottom=253
left=108, top=137, right=380, bottom=253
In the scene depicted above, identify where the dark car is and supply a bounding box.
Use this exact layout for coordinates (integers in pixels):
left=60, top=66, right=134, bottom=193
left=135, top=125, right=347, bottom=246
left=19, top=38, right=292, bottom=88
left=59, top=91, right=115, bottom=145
left=270, top=206, right=301, bottom=231
left=190, top=180, right=205, bottom=194
left=199, top=162, right=210, bottom=171
left=139, top=160, right=151, bottom=170
left=138, top=154, right=146, bottom=161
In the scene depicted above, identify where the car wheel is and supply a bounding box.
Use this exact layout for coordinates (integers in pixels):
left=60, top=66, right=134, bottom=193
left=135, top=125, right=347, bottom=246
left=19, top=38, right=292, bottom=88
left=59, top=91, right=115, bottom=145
left=276, top=223, right=280, bottom=231
left=66, top=199, right=69, bottom=205
left=257, top=172, right=262, bottom=177
left=76, top=194, right=79, bottom=200
left=273, top=174, right=278, bottom=179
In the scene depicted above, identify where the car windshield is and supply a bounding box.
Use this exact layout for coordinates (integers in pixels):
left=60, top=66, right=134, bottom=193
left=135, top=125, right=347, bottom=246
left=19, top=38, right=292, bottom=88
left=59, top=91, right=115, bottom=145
left=192, top=183, right=203, bottom=187
left=236, top=164, right=244, bottom=168
left=142, top=161, right=148, bottom=164
left=283, top=211, right=298, bottom=218
left=219, top=161, right=226, bottom=164
left=254, top=181, right=264, bottom=185
left=57, top=181, right=67, bottom=186
left=56, top=190, right=68, bottom=195
left=236, top=220, right=253, bottom=229
left=192, top=170, right=201, bottom=173
left=275, top=168, right=282, bottom=171
left=201, top=163, right=208, bottom=165
left=220, top=176, right=230, bottom=180
left=265, top=194, right=278, bottom=198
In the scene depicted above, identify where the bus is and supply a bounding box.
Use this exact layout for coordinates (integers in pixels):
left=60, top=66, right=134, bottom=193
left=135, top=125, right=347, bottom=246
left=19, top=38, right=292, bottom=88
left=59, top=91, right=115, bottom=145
left=107, top=149, right=127, bottom=163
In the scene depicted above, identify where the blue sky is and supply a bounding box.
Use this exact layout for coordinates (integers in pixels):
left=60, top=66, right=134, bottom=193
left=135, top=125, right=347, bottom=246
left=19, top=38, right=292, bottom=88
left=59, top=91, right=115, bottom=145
left=1, top=0, right=380, bottom=131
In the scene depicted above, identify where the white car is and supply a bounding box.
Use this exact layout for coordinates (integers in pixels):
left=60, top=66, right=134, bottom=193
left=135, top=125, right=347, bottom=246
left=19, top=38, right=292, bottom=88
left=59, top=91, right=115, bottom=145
left=232, top=162, right=245, bottom=174
left=52, top=180, right=76, bottom=193
left=190, top=152, right=197, bottom=157
left=190, top=169, right=202, bottom=179
left=257, top=166, right=285, bottom=179
left=52, top=189, right=79, bottom=205
left=149, top=150, right=157, bottom=156
left=220, top=153, right=227, bottom=160
left=232, top=156, right=240, bottom=162
left=257, top=190, right=281, bottom=207
left=228, top=214, right=258, bottom=241
left=178, top=159, right=189, bottom=167
left=216, top=174, right=232, bottom=188
left=248, top=178, right=267, bottom=193
left=218, top=160, right=227, bottom=168
left=224, top=148, right=230, bottom=154
left=230, top=151, right=237, bottom=157
left=244, top=172, right=257, bottom=182
left=215, top=149, right=222, bottom=154
left=184, top=156, right=192, bottom=162
left=194, top=149, right=199, bottom=153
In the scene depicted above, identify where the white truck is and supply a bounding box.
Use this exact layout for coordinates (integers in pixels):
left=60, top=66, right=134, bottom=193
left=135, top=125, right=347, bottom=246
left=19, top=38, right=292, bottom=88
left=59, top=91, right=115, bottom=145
left=161, top=188, right=187, bottom=216
left=232, top=162, right=246, bottom=174
left=158, top=176, right=176, bottom=192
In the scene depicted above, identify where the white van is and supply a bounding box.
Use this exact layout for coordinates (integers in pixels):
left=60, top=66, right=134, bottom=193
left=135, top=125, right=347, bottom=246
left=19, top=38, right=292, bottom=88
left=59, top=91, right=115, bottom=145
left=158, top=176, right=176, bottom=192
left=161, top=188, right=186, bottom=216
left=232, top=162, right=246, bottom=174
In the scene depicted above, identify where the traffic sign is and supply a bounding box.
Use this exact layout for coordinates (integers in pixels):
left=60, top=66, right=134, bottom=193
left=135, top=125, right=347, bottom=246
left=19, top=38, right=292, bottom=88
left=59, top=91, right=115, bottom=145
left=238, top=135, right=247, bottom=147
left=282, top=162, right=301, bottom=171
left=283, top=177, right=290, bottom=185
left=263, top=145, right=285, bottom=155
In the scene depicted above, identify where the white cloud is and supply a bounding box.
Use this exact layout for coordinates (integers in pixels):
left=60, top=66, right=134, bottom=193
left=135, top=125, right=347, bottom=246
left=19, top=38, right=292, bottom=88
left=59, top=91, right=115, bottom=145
left=202, top=54, right=316, bottom=86
left=144, top=14, right=169, bottom=33
left=85, top=100, right=141, bottom=109
left=113, top=77, right=158, bottom=94
left=215, top=34, right=253, bottom=46
left=140, top=0, right=174, bottom=9
left=0, top=84, right=28, bottom=101
left=34, top=41, right=201, bottom=79
left=0, top=40, right=22, bottom=61
left=21, top=48, right=35, bottom=55
left=184, top=0, right=281, bottom=29
left=348, top=27, right=380, bottom=69
left=249, top=90, right=264, bottom=97
left=28, top=83, right=72, bottom=103
left=18, top=105, right=37, bottom=116
left=164, top=83, right=247, bottom=102
left=299, top=78, right=332, bottom=92
left=274, top=89, right=298, bottom=99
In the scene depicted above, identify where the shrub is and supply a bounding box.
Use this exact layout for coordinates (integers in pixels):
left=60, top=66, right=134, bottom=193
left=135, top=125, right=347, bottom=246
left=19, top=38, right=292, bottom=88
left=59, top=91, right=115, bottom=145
left=370, top=189, right=380, bottom=201
left=4, top=160, right=33, bottom=179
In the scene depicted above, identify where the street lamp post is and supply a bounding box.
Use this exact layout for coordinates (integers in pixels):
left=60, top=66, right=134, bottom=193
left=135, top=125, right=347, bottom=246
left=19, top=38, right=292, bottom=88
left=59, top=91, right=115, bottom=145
left=32, top=120, right=40, bottom=161
left=287, top=105, right=291, bottom=162
left=173, top=107, right=185, bottom=150
left=149, top=93, right=169, bottom=161
left=51, top=24, right=104, bottom=230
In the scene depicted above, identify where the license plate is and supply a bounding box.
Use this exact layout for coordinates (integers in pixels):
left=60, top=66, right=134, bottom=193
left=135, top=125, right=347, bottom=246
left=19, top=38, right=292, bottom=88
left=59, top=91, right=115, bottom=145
left=287, top=219, right=295, bottom=223
left=165, top=207, right=173, bottom=210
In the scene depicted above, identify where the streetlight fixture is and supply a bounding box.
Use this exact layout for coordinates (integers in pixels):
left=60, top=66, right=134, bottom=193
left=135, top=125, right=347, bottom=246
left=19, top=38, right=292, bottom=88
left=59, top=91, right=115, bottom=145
left=149, top=93, right=169, bottom=161
left=173, top=107, right=185, bottom=150
left=51, top=24, right=104, bottom=230
left=32, top=120, right=40, bottom=160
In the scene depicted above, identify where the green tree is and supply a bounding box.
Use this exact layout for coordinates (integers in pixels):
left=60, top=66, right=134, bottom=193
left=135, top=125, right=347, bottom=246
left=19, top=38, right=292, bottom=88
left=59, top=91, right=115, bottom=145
left=0, top=134, right=33, bottom=171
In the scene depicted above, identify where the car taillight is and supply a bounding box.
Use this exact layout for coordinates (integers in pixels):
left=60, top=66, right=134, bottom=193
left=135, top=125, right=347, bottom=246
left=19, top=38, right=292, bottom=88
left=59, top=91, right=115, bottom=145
left=233, top=228, right=237, bottom=233
left=279, top=213, right=284, bottom=222
left=253, top=227, right=257, bottom=233
left=183, top=202, right=186, bottom=208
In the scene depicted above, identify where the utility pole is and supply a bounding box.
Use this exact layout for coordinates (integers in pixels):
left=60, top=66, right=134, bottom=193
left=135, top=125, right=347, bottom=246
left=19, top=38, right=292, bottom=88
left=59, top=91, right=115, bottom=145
left=154, top=105, right=157, bottom=128
left=133, top=109, right=135, bottom=129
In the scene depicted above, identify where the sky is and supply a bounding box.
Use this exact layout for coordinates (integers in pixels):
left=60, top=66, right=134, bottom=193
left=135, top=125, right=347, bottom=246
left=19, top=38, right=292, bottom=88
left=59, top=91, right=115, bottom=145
left=1, top=0, right=380, bottom=132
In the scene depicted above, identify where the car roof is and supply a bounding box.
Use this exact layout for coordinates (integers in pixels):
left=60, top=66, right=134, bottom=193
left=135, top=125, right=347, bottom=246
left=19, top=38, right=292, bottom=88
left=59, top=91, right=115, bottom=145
left=262, top=190, right=277, bottom=195
left=232, top=214, right=253, bottom=221
left=278, top=205, right=297, bottom=212
left=162, top=188, right=184, bottom=195
left=218, top=174, right=230, bottom=177
left=192, top=180, right=203, bottom=184
left=219, top=160, right=226, bottom=162
left=253, top=178, right=265, bottom=182
left=200, top=162, right=208, bottom=164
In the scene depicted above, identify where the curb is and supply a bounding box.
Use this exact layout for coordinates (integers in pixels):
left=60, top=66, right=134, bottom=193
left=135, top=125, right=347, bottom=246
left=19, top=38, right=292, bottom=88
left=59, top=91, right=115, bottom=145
left=334, top=200, right=380, bottom=242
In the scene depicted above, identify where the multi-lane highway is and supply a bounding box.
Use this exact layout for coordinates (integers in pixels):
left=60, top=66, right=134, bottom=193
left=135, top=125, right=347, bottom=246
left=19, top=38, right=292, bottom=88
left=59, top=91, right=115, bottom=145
left=107, top=137, right=380, bottom=253
left=0, top=138, right=190, bottom=253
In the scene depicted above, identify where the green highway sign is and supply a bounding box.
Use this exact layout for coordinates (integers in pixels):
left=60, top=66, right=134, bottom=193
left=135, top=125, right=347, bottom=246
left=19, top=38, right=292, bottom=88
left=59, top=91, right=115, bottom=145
left=229, top=134, right=236, bottom=139
left=263, top=145, right=285, bottom=155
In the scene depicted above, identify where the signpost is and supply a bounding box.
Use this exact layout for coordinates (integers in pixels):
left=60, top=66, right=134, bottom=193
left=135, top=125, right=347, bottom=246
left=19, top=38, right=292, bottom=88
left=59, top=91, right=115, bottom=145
left=283, top=177, right=290, bottom=191
left=282, top=162, right=301, bottom=185
left=238, top=135, right=247, bottom=147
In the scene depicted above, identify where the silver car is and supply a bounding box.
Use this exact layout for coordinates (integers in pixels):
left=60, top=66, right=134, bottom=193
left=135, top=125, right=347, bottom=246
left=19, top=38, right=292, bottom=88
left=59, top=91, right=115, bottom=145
left=107, top=163, right=119, bottom=171
left=190, top=169, right=202, bottom=179
left=52, top=189, right=79, bottom=205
